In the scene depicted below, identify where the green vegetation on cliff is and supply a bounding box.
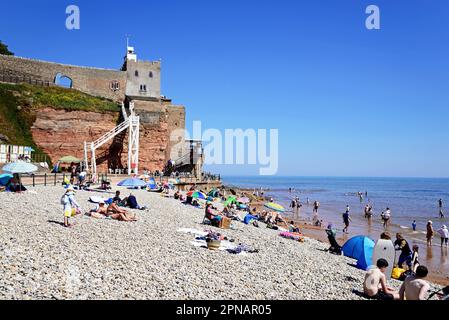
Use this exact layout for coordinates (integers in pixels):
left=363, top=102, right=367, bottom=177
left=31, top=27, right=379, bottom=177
left=0, top=83, right=119, bottom=113
left=0, top=82, right=119, bottom=165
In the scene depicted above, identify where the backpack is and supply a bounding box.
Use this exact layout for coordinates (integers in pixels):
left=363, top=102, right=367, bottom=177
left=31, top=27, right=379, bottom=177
left=60, top=194, right=69, bottom=205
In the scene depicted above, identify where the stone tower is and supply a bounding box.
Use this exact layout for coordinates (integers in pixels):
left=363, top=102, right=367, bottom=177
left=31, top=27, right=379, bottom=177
left=122, top=46, right=161, bottom=99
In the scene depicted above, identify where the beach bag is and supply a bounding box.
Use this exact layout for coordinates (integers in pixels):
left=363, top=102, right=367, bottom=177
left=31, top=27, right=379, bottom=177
left=399, top=269, right=414, bottom=281
left=391, top=267, right=406, bottom=280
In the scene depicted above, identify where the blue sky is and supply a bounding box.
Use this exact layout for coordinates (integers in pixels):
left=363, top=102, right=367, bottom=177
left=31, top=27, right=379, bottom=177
left=1, top=0, right=449, bottom=177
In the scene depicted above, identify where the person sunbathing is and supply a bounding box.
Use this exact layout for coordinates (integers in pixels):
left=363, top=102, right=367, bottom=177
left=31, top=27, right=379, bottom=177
left=90, top=201, right=108, bottom=219
left=107, top=203, right=137, bottom=221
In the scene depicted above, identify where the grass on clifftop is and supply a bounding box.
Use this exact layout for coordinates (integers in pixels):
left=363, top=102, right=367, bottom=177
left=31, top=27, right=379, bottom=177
left=0, top=82, right=120, bottom=165
left=0, top=83, right=119, bottom=113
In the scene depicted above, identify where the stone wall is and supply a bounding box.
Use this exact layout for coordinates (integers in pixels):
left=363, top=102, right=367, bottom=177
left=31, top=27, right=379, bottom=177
left=166, top=103, right=186, bottom=160
left=0, top=54, right=126, bottom=102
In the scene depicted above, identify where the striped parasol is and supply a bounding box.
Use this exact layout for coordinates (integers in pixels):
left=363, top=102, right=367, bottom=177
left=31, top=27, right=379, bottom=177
left=187, top=190, right=206, bottom=200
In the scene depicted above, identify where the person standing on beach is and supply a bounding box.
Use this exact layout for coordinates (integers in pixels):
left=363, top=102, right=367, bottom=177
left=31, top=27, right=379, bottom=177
left=342, top=210, right=351, bottom=233
left=294, top=197, right=302, bottom=216
left=381, top=208, right=391, bottom=229
left=313, top=201, right=320, bottom=214
left=61, top=186, right=81, bottom=228
left=411, top=245, right=420, bottom=273
left=412, top=220, right=417, bottom=231
left=437, top=225, right=449, bottom=247
left=394, top=233, right=413, bottom=270
left=426, top=221, right=434, bottom=246
left=345, top=204, right=350, bottom=214
left=364, top=204, right=373, bottom=219
left=439, top=199, right=444, bottom=218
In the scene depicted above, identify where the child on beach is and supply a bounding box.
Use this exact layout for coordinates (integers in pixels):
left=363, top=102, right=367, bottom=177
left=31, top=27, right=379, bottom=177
left=412, top=220, right=417, bottom=231
left=363, top=258, right=399, bottom=300
left=399, top=266, right=430, bottom=300
left=411, top=245, right=420, bottom=272
left=61, top=186, right=81, bottom=228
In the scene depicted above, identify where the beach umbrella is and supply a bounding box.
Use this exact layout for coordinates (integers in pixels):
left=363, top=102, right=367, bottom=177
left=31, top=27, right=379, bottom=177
left=342, top=236, right=375, bottom=271
left=187, top=190, right=206, bottom=200
left=2, top=161, right=38, bottom=174
left=208, top=189, right=220, bottom=198
left=224, top=196, right=237, bottom=207
left=264, top=202, right=285, bottom=212
left=2, top=161, right=38, bottom=192
left=58, top=156, right=81, bottom=163
left=0, top=173, right=13, bottom=186
left=237, top=196, right=250, bottom=204
left=117, top=178, right=147, bottom=188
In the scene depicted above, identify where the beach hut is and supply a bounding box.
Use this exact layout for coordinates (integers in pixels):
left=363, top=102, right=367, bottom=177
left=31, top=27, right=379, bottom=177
left=342, top=236, right=375, bottom=271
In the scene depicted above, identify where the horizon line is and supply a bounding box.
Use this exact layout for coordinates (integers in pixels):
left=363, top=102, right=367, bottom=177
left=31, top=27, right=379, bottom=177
left=219, top=175, right=449, bottom=179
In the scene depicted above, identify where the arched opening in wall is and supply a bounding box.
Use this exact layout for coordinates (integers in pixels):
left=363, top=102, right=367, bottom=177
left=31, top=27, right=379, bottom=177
left=54, top=73, right=73, bottom=88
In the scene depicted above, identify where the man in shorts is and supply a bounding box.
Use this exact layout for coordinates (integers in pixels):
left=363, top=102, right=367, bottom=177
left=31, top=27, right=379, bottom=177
left=364, top=258, right=400, bottom=300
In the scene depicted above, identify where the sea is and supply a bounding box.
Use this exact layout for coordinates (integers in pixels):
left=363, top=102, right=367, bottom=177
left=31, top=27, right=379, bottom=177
left=222, top=176, right=449, bottom=277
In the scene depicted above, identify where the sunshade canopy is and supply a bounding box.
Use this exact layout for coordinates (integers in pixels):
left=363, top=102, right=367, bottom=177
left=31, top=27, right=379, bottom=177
left=2, top=161, right=38, bottom=174
left=58, top=156, right=81, bottom=163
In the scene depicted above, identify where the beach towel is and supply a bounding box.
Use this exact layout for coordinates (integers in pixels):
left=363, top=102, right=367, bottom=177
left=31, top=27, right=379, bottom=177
left=279, top=231, right=304, bottom=242
left=177, top=228, right=209, bottom=237
left=189, top=239, right=248, bottom=255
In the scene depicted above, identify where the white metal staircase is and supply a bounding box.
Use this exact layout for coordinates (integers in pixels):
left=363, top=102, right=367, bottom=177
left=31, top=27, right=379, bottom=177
left=84, top=102, right=140, bottom=176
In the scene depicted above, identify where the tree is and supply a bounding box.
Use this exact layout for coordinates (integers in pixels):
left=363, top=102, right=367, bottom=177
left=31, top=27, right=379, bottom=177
left=0, top=41, right=14, bottom=55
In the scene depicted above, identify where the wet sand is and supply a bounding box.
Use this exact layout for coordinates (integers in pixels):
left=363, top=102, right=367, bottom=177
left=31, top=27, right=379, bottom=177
left=287, top=204, right=449, bottom=286
left=232, top=187, right=449, bottom=286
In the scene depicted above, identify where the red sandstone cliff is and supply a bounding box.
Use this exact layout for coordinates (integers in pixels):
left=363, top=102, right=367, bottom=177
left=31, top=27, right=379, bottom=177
left=31, top=107, right=178, bottom=172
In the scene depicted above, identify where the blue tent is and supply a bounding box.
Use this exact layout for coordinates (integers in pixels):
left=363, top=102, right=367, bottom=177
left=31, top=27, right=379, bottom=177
left=0, top=174, right=13, bottom=186
left=342, top=235, right=375, bottom=270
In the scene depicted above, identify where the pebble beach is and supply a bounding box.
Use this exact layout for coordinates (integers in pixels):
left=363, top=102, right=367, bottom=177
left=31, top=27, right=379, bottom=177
left=0, top=186, right=442, bottom=300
